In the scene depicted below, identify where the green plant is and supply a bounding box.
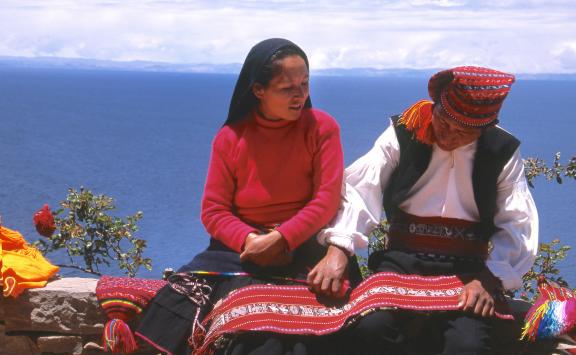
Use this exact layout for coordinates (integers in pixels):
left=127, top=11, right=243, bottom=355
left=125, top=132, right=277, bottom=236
left=518, top=152, right=576, bottom=300
left=519, top=239, right=571, bottom=302
left=524, top=152, right=576, bottom=187
left=357, top=221, right=388, bottom=279
left=34, top=187, right=152, bottom=277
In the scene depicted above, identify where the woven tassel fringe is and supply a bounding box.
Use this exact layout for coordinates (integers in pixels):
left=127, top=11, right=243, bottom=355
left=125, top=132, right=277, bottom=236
left=521, top=298, right=576, bottom=341
left=103, top=318, right=138, bottom=354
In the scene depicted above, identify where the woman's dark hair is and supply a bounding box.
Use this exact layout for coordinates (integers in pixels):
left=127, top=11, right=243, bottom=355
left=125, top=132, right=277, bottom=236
left=253, top=47, right=306, bottom=88
left=225, top=39, right=312, bottom=126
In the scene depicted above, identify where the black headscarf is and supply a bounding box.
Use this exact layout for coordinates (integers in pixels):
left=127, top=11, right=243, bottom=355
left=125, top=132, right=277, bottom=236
left=225, top=38, right=312, bottom=126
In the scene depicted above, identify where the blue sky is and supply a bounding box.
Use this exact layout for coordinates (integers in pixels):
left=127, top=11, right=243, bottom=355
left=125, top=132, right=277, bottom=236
left=1, top=0, right=575, bottom=73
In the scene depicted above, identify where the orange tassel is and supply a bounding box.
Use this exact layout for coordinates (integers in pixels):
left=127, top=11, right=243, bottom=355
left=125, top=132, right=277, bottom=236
left=398, top=100, right=434, bottom=145
left=103, top=319, right=138, bottom=354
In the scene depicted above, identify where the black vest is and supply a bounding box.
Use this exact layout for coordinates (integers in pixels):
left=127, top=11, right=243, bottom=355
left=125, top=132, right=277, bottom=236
left=383, top=115, right=520, bottom=240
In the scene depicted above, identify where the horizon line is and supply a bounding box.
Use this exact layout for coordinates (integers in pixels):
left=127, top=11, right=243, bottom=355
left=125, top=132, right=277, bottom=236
left=1, top=55, right=576, bottom=78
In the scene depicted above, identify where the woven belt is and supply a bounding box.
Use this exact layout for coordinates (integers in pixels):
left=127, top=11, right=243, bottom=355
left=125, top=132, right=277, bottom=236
left=388, top=212, right=488, bottom=259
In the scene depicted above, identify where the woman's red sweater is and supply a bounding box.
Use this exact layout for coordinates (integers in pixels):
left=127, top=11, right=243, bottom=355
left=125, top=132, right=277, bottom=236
left=201, top=108, right=344, bottom=253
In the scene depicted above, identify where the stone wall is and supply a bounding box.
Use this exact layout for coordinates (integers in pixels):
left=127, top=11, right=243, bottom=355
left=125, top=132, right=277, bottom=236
left=0, top=278, right=156, bottom=355
left=1, top=277, right=573, bottom=355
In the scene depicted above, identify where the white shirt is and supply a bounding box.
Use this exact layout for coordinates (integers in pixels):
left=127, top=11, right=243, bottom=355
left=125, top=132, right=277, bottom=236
left=318, top=121, right=539, bottom=291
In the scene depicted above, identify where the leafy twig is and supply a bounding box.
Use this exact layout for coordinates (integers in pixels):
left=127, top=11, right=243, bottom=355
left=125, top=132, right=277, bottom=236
left=34, top=187, right=152, bottom=277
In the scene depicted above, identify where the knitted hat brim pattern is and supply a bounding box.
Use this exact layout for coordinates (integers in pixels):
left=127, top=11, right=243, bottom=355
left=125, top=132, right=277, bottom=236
left=428, top=66, right=515, bottom=127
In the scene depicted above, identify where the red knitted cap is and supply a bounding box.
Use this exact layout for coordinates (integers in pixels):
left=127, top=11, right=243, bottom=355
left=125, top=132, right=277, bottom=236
left=428, top=66, right=515, bottom=127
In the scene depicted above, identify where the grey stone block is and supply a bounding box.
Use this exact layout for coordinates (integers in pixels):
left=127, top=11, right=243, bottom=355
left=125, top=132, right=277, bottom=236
left=4, top=335, right=40, bottom=355
left=37, top=335, right=83, bottom=354
left=3, top=278, right=106, bottom=335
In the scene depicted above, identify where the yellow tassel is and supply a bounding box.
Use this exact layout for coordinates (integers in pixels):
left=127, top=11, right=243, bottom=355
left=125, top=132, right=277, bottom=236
left=398, top=100, right=434, bottom=144
left=399, top=100, right=431, bottom=127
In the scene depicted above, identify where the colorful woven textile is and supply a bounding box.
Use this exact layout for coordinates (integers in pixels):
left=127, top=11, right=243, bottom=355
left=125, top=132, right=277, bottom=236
left=388, top=212, right=488, bottom=259
left=96, top=275, right=167, bottom=353
left=428, top=66, right=515, bottom=127
left=522, top=277, right=576, bottom=342
left=96, top=275, right=167, bottom=321
left=196, top=272, right=514, bottom=354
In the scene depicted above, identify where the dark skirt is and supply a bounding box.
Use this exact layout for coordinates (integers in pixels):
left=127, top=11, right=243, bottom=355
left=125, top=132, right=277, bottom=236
left=344, top=250, right=493, bottom=355
left=368, top=249, right=485, bottom=276
left=136, top=238, right=362, bottom=355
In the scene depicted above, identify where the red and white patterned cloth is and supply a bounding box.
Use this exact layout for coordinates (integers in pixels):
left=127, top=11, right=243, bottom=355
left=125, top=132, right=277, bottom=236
left=196, top=272, right=514, bottom=354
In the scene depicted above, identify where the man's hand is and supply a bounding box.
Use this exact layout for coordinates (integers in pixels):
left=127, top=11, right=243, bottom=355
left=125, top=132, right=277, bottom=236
left=307, top=245, right=349, bottom=298
left=458, top=268, right=503, bottom=318
left=240, top=230, right=291, bottom=266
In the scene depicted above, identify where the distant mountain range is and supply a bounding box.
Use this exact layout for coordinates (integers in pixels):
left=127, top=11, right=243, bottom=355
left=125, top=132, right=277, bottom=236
left=0, top=56, right=243, bottom=74
left=1, top=56, right=575, bottom=80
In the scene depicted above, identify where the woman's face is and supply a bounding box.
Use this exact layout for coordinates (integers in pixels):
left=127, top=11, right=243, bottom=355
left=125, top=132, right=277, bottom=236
left=431, top=104, right=482, bottom=151
left=252, top=55, right=309, bottom=121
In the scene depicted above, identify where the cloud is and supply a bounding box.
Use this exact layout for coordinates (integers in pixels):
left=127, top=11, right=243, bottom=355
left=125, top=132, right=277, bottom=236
left=408, top=0, right=468, bottom=7
left=555, top=43, right=576, bottom=71
left=0, top=0, right=575, bottom=73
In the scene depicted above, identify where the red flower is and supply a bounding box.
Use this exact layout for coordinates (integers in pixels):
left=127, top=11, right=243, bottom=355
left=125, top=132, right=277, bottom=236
left=33, top=204, right=56, bottom=238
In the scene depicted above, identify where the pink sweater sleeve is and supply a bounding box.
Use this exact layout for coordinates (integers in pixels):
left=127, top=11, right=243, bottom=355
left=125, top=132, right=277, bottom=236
left=201, top=130, right=258, bottom=253
left=276, top=114, right=344, bottom=250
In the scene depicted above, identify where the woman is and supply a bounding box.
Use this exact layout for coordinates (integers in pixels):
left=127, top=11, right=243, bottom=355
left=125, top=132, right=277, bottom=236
left=136, top=38, right=360, bottom=355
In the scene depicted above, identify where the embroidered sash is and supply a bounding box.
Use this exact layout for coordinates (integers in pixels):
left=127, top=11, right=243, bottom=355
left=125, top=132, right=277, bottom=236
left=196, top=272, right=513, bottom=354
left=388, top=212, right=489, bottom=259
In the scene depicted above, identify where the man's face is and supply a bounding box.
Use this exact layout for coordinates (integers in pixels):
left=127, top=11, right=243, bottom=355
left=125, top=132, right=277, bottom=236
left=431, top=104, right=483, bottom=151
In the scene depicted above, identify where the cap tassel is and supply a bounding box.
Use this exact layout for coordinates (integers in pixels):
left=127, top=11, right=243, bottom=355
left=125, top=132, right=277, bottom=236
left=398, top=100, right=434, bottom=145
left=102, top=318, right=138, bottom=354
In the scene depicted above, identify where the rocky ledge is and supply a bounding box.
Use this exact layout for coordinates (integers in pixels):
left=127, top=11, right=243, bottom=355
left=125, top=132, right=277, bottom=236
left=0, top=278, right=156, bottom=355
left=1, top=277, right=574, bottom=355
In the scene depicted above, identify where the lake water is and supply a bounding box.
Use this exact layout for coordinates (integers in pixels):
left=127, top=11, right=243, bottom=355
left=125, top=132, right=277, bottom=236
left=1, top=68, right=574, bottom=286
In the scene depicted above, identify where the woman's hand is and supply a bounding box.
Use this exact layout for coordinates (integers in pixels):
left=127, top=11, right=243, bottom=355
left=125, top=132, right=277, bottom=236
left=307, top=245, right=349, bottom=298
left=458, top=268, right=503, bottom=318
left=240, top=230, right=291, bottom=266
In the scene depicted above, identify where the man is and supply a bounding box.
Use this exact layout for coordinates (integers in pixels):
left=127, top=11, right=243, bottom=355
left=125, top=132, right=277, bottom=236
left=315, top=66, right=539, bottom=354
